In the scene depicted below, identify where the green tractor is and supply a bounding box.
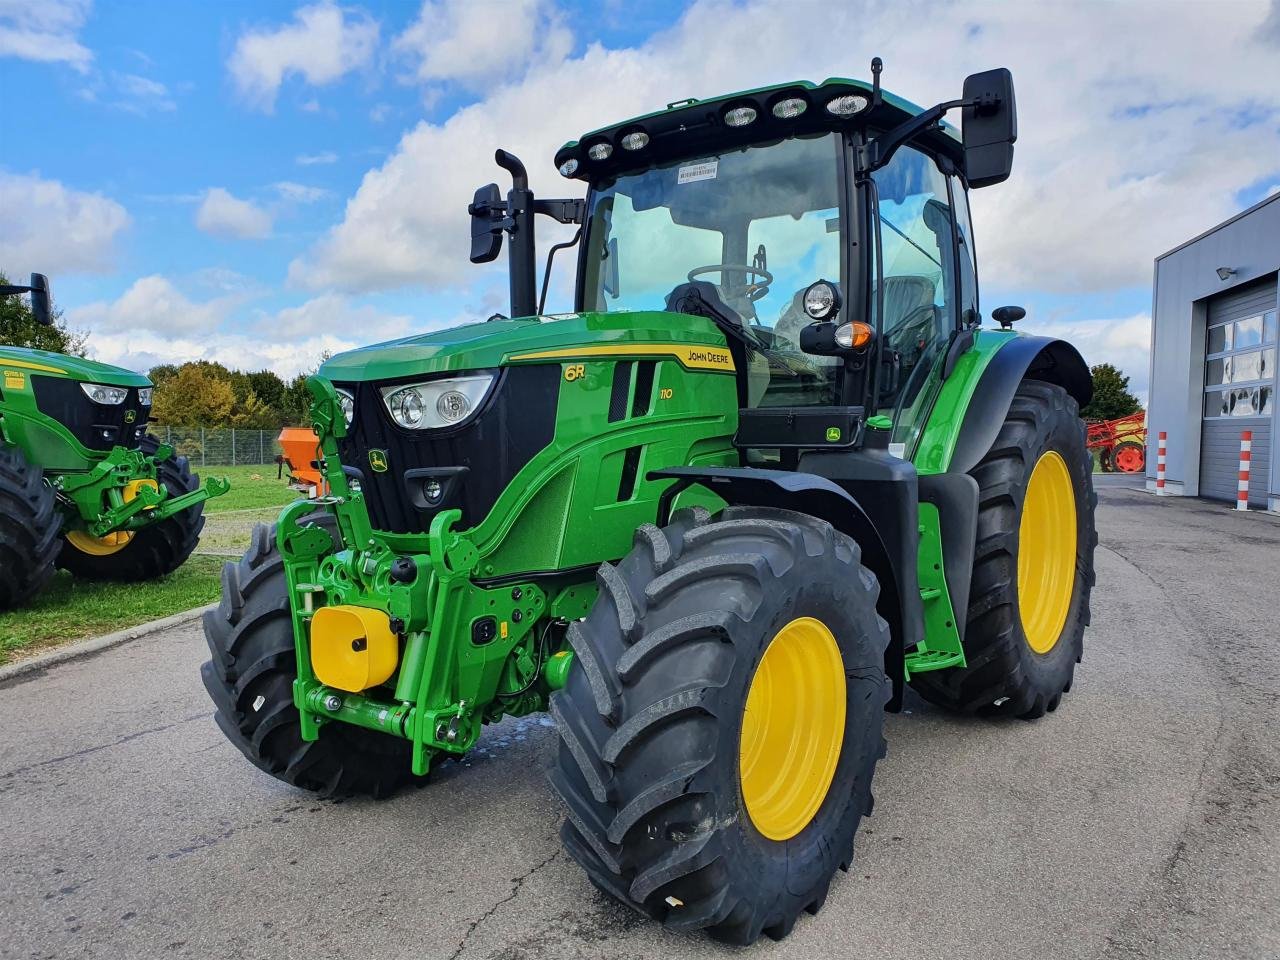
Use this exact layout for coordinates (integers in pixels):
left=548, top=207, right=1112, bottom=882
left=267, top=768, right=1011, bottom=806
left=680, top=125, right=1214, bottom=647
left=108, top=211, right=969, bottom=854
left=0, top=275, right=229, bottom=610
left=203, top=63, right=1095, bottom=944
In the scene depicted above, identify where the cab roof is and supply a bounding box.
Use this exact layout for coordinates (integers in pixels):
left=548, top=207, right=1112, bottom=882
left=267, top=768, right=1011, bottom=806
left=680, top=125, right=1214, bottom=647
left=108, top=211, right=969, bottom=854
left=554, top=76, right=962, bottom=183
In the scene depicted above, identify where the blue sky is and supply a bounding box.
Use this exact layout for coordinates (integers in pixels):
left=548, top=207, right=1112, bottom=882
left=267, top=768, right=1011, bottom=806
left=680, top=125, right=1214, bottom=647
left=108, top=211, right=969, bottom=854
left=2, top=0, right=1278, bottom=401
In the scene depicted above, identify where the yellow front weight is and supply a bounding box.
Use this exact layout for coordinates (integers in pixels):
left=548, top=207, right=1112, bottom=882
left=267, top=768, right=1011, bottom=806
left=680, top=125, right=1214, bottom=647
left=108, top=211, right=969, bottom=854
left=310, top=605, right=399, bottom=693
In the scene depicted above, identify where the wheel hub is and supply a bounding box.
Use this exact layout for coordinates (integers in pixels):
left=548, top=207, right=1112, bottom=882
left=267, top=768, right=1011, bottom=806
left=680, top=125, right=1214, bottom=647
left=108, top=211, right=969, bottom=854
left=1017, top=450, right=1077, bottom=654
left=739, top=616, right=846, bottom=841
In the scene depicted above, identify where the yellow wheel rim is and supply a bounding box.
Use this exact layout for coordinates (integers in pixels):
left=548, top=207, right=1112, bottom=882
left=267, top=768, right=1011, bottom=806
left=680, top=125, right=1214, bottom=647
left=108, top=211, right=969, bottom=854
left=739, top=616, right=846, bottom=842
left=66, top=530, right=135, bottom=557
left=1017, top=450, right=1077, bottom=654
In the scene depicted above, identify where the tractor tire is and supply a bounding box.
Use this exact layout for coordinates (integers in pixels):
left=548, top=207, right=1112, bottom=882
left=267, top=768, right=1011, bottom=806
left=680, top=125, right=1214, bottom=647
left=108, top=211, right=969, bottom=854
left=1111, top=440, right=1145, bottom=473
left=550, top=506, right=890, bottom=945
left=201, top=517, right=423, bottom=798
left=910, top=380, right=1096, bottom=720
left=0, top=446, right=62, bottom=611
left=59, top=434, right=206, bottom=581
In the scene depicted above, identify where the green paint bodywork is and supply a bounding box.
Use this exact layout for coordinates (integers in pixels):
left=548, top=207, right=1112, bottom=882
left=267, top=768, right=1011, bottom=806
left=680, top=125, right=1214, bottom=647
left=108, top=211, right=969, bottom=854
left=0, top=344, right=228, bottom=538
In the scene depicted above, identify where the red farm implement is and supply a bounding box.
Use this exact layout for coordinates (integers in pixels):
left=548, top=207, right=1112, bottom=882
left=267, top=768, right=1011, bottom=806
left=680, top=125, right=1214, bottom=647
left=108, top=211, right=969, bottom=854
left=1087, top=411, right=1147, bottom=473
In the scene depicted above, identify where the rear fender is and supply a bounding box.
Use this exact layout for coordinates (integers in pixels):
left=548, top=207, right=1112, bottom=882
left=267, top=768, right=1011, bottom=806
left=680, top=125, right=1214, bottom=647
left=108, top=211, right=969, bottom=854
left=951, top=336, right=1092, bottom=476
left=649, top=465, right=916, bottom=710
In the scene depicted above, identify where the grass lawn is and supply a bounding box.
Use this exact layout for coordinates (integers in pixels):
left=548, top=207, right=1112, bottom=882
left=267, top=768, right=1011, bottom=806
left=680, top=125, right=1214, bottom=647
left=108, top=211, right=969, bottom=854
left=1, top=465, right=299, bottom=668
left=0, top=556, right=225, bottom=667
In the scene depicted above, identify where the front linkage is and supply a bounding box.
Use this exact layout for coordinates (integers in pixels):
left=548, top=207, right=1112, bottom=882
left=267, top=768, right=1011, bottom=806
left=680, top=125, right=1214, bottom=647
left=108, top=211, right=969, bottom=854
left=278, top=378, right=586, bottom=776
left=56, top=442, right=230, bottom=537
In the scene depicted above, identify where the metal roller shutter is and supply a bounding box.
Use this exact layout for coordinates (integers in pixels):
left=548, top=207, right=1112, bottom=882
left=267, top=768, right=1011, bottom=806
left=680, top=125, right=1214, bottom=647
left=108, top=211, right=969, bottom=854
left=1200, top=275, right=1277, bottom=505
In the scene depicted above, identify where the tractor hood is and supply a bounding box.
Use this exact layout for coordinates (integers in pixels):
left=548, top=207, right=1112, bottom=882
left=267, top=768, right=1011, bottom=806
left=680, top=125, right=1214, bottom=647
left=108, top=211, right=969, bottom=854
left=0, top=345, right=151, bottom=387
left=318, top=310, right=727, bottom=383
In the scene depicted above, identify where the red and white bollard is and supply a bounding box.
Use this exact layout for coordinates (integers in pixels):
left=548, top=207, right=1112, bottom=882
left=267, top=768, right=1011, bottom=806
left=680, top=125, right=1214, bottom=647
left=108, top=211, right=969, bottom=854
left=1155, top=431, right=1167, bottom=496
left=1237, top=430, right=1253, bottom=511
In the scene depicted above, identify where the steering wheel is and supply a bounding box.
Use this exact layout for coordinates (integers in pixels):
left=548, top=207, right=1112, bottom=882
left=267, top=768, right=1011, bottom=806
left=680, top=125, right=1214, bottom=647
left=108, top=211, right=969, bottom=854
left=687, top=264, right=775, bottom=302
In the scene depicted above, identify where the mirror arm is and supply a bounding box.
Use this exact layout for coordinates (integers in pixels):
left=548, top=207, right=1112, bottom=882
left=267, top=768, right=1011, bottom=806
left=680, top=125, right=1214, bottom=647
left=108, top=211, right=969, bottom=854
left=537, top=227, right=582, bottom=315
left=533, top=198, right=585, bottom=225
left=856, top=96, right=974, bottom=178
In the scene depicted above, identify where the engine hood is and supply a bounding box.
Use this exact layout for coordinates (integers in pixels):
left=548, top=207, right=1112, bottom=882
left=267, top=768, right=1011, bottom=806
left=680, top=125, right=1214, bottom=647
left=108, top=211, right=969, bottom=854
left=0, top=345, right=150, bottom=387
left=317, top=310, right=728, bottom=383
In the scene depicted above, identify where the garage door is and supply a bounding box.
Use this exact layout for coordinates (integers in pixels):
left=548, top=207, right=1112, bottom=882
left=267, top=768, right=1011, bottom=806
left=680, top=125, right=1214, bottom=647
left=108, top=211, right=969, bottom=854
left=1200, top=275, right=1277, bottom=506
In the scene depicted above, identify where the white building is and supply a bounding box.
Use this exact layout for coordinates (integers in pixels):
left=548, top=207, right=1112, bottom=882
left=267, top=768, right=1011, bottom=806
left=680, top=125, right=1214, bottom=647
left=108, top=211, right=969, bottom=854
left=1147, top=193, right=1278, bottom=512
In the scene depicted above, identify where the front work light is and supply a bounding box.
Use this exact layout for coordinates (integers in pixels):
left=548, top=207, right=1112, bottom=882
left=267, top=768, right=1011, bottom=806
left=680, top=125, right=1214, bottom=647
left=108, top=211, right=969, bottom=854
left=621, top=131, right=649, bottom=151
left=826, top=94, right=870, bottom=117
left=381, top=375, right=494, bottom=431
left=803, top=280, right=841, bottom=321
left=723, top=105, right=758, bottom=127
left=771, top=97, right=807, bottom=119
left=80, top=383, right=128, bottom=405
left=558, top=158, right=579, bottom=176
left=587, top=142, right=613, bottom=161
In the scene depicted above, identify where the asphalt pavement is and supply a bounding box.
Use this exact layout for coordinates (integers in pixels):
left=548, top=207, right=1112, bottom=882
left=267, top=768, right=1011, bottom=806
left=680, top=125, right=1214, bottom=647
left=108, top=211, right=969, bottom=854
left=2, top=484, right=1277, bottom=960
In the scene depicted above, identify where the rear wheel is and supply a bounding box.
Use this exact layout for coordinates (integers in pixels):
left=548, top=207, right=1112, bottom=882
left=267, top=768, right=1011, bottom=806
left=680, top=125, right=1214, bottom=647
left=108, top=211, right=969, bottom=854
left=59, top=434, right=206, bottom=581
left=910, top=380, right=1096, bottom=719
left=0, top=446, right=62, bottom=611
left=551, top=506, right=890, bottom=945
left=201, top=517, right=422, bottom=797
left=1111, top=440, right=1145, bottom=473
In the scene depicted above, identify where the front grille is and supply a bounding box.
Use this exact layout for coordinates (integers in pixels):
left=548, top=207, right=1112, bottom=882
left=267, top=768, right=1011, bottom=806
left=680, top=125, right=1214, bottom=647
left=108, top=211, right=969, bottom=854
left=336, top=365, right=559, bottom=534
left=30, top=376, right=150, bottom=452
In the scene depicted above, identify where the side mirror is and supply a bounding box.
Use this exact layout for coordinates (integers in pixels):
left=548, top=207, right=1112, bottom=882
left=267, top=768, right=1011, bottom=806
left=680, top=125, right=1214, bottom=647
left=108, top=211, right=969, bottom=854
left=961, top=68, right=1017, bottom=188
left=29, top=273, right=52, bottom=326
left=468, top=184, right=504, bottom=264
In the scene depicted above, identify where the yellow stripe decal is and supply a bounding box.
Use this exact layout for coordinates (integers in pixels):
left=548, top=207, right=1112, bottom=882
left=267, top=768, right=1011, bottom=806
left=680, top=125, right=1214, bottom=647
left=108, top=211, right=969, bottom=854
left=1, top=357, right=65, bottom=374
left=507, top=343, right=736, bottom=373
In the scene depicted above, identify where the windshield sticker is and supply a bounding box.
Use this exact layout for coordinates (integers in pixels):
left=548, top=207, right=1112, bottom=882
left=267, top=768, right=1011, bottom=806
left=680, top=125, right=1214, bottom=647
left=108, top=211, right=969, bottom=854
left=677, top=159, right=718, bottom=184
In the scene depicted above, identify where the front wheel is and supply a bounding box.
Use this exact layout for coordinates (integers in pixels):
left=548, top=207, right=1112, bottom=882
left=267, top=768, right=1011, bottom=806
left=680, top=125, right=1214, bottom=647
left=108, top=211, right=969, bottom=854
left=550, top=506, right=890, bottom=945
left=910, top=380, right=1096, bottom=719
left=0, top=446, right=62, bottom=611
left=59, top=434, right=206, bottom=581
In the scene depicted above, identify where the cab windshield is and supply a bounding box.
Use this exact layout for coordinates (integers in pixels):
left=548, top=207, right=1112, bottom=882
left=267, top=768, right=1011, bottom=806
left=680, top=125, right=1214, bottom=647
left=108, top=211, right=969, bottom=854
left=580, top=134, right=844, bottom=407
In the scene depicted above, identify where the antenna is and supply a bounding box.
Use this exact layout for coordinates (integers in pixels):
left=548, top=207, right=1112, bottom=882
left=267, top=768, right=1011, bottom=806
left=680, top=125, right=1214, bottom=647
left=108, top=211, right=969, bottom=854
left=870, top=57, right=883, bottom=107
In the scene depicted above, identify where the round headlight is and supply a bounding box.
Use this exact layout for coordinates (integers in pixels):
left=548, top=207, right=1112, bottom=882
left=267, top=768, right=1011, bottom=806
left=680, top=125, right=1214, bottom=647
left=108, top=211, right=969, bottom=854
left=620, top=131, right=649, bottom=151
left=336, top=389, right=355, bottom=426
left=826, top=94, right=870, bottom=117
left=723, top=105, right=758, bottom=128
left=392, top=389, right=423, bottom=427
left=803, top=280, right=841, bottom=320
left=771, top=97, right=807, bottom=119
left=436, top=390, right=471, bottom=423
left=558, top=158, right=579, bottom=176
left=587, top=142, right=613, bottom=161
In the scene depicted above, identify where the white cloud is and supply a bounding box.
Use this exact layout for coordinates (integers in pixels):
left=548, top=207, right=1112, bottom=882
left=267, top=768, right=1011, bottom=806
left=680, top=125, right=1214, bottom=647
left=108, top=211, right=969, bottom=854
left=69, top=275, right=240, bottom=335
left=74, top=285, right=415, bottom=378
left=369, top=102, right=391, bottom=123
left=259, top=292, right=411, bottom=342
left=292, top=0, right=1280, bottom=301
left=274, top=181, right=331, bottom=203
left=109, top=72, right=175, bottom=113
left=0, top=171, right=129, bottom=275
left=297, top=150, right=339, bottom=166
left=0, top=0, right=92, bottom=72
left=227, top=1, right=379, bottom=112
left=195, top=188, right=273, bottom=240
left=393, top=0, right=571, bottom=92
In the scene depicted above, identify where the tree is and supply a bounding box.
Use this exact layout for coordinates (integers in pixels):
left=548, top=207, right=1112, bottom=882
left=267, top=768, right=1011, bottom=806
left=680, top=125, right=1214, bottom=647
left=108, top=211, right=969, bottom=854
left=0, top=273, right=87, bottom=356
left=150, top=363, right=236, bottom=427
left=1082, top=363, right=1142, bottom=421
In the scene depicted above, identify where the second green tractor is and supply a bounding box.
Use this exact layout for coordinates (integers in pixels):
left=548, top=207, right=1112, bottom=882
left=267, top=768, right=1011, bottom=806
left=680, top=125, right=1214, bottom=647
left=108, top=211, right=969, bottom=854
left=203, top=63, right=1097, bottom=944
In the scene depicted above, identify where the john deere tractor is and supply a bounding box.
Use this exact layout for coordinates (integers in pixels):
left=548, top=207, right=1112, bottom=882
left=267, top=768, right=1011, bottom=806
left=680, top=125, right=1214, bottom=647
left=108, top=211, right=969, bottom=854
left=0, top=275, right=229, bottom=610
left=203, top=63, right=1095, bottom=944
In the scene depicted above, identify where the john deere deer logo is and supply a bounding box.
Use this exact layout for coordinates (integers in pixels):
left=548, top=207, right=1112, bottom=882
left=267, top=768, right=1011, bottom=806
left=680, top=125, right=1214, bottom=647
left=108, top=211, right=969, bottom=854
left=368, top=449, right=389, bottom=473
left=124, top=410, right=137, bottom=424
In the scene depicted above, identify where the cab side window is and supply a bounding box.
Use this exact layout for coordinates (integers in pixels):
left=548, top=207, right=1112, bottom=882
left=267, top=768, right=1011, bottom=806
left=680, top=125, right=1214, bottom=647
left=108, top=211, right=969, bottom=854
left=871, top=145, right=957, bottom=450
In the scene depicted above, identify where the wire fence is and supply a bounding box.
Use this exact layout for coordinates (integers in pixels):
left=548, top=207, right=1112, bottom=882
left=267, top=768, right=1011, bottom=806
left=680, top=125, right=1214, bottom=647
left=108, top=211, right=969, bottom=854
left=154, top=426, right=285, bottom=467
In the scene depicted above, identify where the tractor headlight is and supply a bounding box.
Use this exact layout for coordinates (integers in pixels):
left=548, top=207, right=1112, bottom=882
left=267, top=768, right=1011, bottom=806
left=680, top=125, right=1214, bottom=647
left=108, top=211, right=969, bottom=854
left=137, top=387, right=153, bottom=406
left=80, top=383, right=128, bottom=405
left=826, top=94, right=870, bottom=117
left=380, top=375, right=494, bottom=430
left=803, top=280, right=841, bottom=321
left=336, top=388, right=355, bottom=427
